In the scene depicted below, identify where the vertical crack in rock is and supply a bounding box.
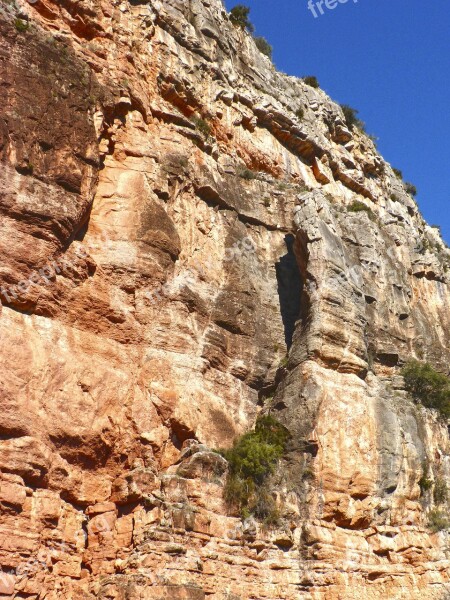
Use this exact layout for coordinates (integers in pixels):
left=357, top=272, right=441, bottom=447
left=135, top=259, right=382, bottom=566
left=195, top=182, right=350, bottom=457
left=276, top=234, right=303, bottom=350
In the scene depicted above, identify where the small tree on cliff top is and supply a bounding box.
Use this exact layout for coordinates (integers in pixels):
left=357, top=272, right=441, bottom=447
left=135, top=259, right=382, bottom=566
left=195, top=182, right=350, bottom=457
left=229, top=4, right=254, bottom=32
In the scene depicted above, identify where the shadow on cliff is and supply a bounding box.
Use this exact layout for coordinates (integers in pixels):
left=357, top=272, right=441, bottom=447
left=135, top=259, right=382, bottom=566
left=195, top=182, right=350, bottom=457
left=276, top=234, right=303, bottom=350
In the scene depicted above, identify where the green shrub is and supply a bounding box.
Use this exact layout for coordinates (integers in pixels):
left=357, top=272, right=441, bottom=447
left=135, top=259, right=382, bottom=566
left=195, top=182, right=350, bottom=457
left=254, top=36, right=272, bottom=59
left=237, top=166, right=258, bottom=180
left=434, top=478, right=448, bottom=505
left=191, top=116, right=211, bottom=138
left=405, top=182, right=417, bottom=197
left=419, top=474, right=433, bottom=495
left=220, top=415, right=289, bottom=520
left=255, top=487, right=282, bottom=528
left=347, top=200, right=375, bottom=220
left=428, top=508, right=450, bottom=533
left=279, top=356, right=288, bottom=368
left=402, top=361, right=450, bottom=419
left=295, top=108, right=305, bottom=120
left=393, top=168, right=403, bottom=179
left=303, top=76, right=319, bottom=89
left=14, top=18, right=29, bottom=32
left=340, top=104, right=365, bottom=132
left=229, top=4, right=254, bottom=32
left=348, top=200, right=368, bottom=213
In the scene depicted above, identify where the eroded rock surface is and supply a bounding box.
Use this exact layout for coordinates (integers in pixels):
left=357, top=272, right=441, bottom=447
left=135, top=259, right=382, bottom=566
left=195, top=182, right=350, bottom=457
left=0, top=1, right=449, bottom=598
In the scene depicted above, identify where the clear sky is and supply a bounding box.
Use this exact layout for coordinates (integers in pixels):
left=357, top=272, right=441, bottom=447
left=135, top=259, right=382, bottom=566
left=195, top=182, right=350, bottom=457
left=224, top=0, right=450, bottom=244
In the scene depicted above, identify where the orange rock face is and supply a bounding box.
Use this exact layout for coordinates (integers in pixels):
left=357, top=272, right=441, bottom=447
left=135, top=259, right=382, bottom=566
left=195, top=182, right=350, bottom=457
left=0, top=1, right=449, bottom=599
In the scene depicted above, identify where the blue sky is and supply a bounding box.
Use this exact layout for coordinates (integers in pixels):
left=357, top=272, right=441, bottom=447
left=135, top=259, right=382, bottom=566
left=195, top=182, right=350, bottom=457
left=224, top=0, right=450, bottom=243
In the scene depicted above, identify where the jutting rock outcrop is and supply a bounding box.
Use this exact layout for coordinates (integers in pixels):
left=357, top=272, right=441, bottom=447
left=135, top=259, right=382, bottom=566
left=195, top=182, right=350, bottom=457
left=0, top=1, right=449, bottom=598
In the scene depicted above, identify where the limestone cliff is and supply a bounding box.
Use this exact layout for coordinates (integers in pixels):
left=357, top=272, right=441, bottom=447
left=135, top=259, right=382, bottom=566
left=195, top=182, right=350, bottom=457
left=0, top=0, right=449, bottom=598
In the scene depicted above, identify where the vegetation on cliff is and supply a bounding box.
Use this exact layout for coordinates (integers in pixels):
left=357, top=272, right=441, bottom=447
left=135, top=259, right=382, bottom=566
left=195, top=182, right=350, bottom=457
left=347, top=200, right=376, bottom=221
left=254, top=36, right=273, bottom=59
left=303, top=75, right=320, bottom=88
left=392, top=167, right=418, bottom=197
left=428, top=509, right=450, bottom=533
left=402, top=360, right=450, bottom=419
left=229, top=4, right=254, bottom=32
left=340, top=104, right=366, bottom=132
left=229, top=5, right=272, bottom=60
left=219, top=415, right=289, bottom=524
left=403, top=362, right=450, bottom=532
left=419, top=464, right=449, bottom=531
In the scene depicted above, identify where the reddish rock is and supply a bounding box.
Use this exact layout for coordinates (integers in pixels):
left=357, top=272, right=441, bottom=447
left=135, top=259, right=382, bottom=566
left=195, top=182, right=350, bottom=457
left=0, top=1, right=448, bottom=599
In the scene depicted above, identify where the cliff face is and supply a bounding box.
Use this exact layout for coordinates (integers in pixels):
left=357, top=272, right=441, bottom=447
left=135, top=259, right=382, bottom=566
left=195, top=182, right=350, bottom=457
left=0, top=1, right=449, bottom=598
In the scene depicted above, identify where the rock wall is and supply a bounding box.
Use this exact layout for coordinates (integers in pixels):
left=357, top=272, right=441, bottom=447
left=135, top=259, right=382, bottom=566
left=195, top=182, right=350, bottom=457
left=0, top=0, right=449, bottom=598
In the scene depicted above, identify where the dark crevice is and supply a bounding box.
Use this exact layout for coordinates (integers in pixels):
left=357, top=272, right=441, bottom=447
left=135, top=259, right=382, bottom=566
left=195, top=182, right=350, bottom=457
left=118, top=501, right=140, bottom=517
left=169, top=419, right=197, bottom=450
left=377, top=353, right=399, bottom=367
left=276, top=234, right=303, bottom=350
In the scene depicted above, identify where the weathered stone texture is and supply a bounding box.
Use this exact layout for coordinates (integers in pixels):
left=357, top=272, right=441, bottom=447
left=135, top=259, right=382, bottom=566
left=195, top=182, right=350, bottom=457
left=0, top=0, right=449, bottom=598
